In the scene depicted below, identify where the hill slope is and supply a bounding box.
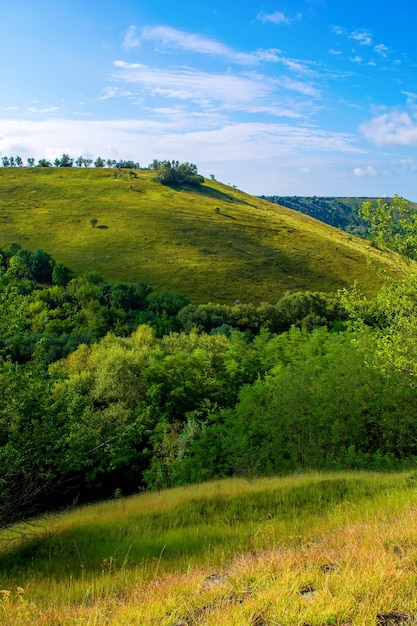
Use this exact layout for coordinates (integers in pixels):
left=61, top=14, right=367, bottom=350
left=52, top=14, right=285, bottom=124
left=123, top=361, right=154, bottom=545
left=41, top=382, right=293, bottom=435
left=0, top=168, right=392, bottom=303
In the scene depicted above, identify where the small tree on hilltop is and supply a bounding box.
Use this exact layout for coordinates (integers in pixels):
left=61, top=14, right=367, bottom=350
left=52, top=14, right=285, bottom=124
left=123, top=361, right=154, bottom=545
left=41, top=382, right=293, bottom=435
left=94, top=156, right=105, bottom=168
left=154, top=160, right=204, bottom=187
left=59, top=154, right=73, bottom=167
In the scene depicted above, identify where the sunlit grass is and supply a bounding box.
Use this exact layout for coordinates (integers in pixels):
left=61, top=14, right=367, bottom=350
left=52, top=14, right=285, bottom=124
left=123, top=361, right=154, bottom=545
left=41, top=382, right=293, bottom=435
left=0, top=472, right=416, bottom=624
left=0, top=168, right=392, bottom=303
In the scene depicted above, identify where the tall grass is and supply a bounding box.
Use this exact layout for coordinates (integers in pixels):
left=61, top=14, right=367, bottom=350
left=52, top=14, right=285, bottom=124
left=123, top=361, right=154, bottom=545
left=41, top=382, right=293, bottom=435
left=0, top=472, right=416, bottom=624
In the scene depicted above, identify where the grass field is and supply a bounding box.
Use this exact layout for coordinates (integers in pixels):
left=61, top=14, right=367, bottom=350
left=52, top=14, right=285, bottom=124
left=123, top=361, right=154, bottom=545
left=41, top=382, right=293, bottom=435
left=1, top=472, right=416, bottom=625
left=0, top=168, right=393, bottom=304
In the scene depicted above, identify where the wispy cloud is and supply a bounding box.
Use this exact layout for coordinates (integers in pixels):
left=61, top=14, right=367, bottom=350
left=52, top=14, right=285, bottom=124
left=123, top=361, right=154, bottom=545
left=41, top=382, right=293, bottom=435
left=373, top=43, right=389, bottom=57
left=350, top=30, right=372, bottom=46
left=353, top=165, right=377, bottom=177
left=27, top=106, right=60, bottom=114
left=111, top=60, right=320, bottom=116
left=141, top=25, right=263, bottom=65
left=257, top=11, right=292, bottom=25
left=280, top=76, right=321, bottom=97
left=402, top=91, right=417, bottom=105
left=123, top=25, right=140, bottom=49
left=360, top=111, right=417, bottom=146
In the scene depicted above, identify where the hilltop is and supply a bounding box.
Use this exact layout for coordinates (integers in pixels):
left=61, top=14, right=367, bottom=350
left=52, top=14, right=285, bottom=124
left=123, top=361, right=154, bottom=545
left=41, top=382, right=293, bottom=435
left=0, top=167, right=393, bottom=303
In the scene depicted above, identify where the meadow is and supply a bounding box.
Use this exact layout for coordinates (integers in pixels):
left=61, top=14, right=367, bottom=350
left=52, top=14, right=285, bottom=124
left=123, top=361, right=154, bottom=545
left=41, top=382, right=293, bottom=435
left=0, top=167, right=392, bottom=304
left=1, top=472, right=417, bottom=625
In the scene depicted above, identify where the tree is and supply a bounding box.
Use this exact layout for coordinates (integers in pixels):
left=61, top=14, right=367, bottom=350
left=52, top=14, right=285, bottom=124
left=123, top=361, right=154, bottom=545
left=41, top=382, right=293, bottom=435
left=37, top=158, right=52, bottom=167
left=1, top=157, right=9, bottom=167
left=154, top=160, right=204, bottom=187
left=59, top=154, right=73, bottom=167
left=15, top=155, right=23, bottom=167
left=27, top=158, right=35, bottom=167
left=52, top=263, right=72, bottom=287
left=353, top=196, right=417, bottom=383
left=360, top=195, right=417, bottom=262
left=94, top=156, right=105, bottom=168
left=75, top=156, right=83, bottom=167
left=90, top=218, right=98, bottom=228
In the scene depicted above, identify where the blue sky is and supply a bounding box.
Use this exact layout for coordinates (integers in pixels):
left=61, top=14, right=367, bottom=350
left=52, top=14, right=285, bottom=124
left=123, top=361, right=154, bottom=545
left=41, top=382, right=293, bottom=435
left=0, top=0, right=416, bottom=199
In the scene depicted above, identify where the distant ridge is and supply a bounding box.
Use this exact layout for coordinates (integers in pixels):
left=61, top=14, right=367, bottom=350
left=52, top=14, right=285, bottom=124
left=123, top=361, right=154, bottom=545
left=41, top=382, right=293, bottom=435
left=260, top=195, right=417, bottom=239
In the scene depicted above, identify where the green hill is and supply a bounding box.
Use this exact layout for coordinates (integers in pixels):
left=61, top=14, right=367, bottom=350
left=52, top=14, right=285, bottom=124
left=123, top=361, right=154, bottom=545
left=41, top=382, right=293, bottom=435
left=0, top=167, right=393, bottom=303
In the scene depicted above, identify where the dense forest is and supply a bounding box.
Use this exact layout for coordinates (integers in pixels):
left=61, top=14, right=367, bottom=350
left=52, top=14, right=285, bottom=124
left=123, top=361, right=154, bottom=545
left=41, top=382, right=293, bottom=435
left=1, top=194, right=417, bottom=528
left=259, top=195, right=417, bottom=239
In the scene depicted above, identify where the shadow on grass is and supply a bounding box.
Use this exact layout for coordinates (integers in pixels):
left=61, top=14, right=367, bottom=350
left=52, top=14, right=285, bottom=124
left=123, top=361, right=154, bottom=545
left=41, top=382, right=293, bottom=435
left=0, top=476, right=396, bottom=582
left=178, top=183, right=257, bottom=207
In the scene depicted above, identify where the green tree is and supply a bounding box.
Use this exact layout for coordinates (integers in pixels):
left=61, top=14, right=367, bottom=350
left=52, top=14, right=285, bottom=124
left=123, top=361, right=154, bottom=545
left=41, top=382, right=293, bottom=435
left=154, top=160, right=204, bottom=187
left=59, top=153, right=73, bottom=167
left=360, top=195, right=417, bottom=262
left=94, top=156, right=105, bottom=168
left=353, top=195, right=417, bottom=382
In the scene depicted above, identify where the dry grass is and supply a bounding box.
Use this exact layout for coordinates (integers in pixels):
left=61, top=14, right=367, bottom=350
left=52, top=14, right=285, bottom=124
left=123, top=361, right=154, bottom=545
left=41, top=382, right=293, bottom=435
left=0, top=472, right=416, bottom=625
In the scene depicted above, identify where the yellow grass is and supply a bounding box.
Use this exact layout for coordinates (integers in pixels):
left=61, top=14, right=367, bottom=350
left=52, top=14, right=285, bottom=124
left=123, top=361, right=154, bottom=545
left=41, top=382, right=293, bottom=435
left=0, top=472, right=416, bottom=624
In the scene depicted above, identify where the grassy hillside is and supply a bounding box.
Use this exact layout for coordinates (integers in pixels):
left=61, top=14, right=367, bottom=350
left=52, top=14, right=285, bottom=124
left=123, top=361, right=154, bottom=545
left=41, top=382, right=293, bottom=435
left=1, top=472, right=416, bottom=625
left=0, top=167, right=393, bottom=303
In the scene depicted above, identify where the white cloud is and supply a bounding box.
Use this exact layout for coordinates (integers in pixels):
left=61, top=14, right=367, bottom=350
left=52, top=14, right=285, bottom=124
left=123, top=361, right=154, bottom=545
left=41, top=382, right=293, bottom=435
left=0, top=118, right=362, bottom=167
left=280, top=76, right=321, bottom=98
left=350, top=30, right=372, bottom=46
left=111, top=61, right=320, bottom=116
left=331, top=25, right=344, bottom=35
left=123, top=25, right=140, bottom=49
left=140, top=25, right=312, bottom=70
left=257, top=11, right=292, bottom=25
left=98, top=87, right=135, bottom=100
left=329, top=49, right=342, bottom=55
left=360, top=111, right=417, bottom=146
left=350, top=56, right=362, bottom=63
left=112, top=61, right=274, bottom=109
left=27, top=106, right=60, bottom=114
left=402, top=91, right=417, bottom=105
left=400, top=157, right=417, bottom=172
left=353, top=165, right=377, bottom=177
left=143, top=25, right=235, bottom=57
left=374, top=43, right=389, bottom=57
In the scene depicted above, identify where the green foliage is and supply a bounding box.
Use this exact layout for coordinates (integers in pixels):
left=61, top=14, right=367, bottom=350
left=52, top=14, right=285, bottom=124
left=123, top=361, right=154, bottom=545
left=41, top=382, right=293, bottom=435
left=154, top=160, right=204, bottom=187
left=360, top=195, right=417, bottom=261
left=3, top=193, right=417, bottom=524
